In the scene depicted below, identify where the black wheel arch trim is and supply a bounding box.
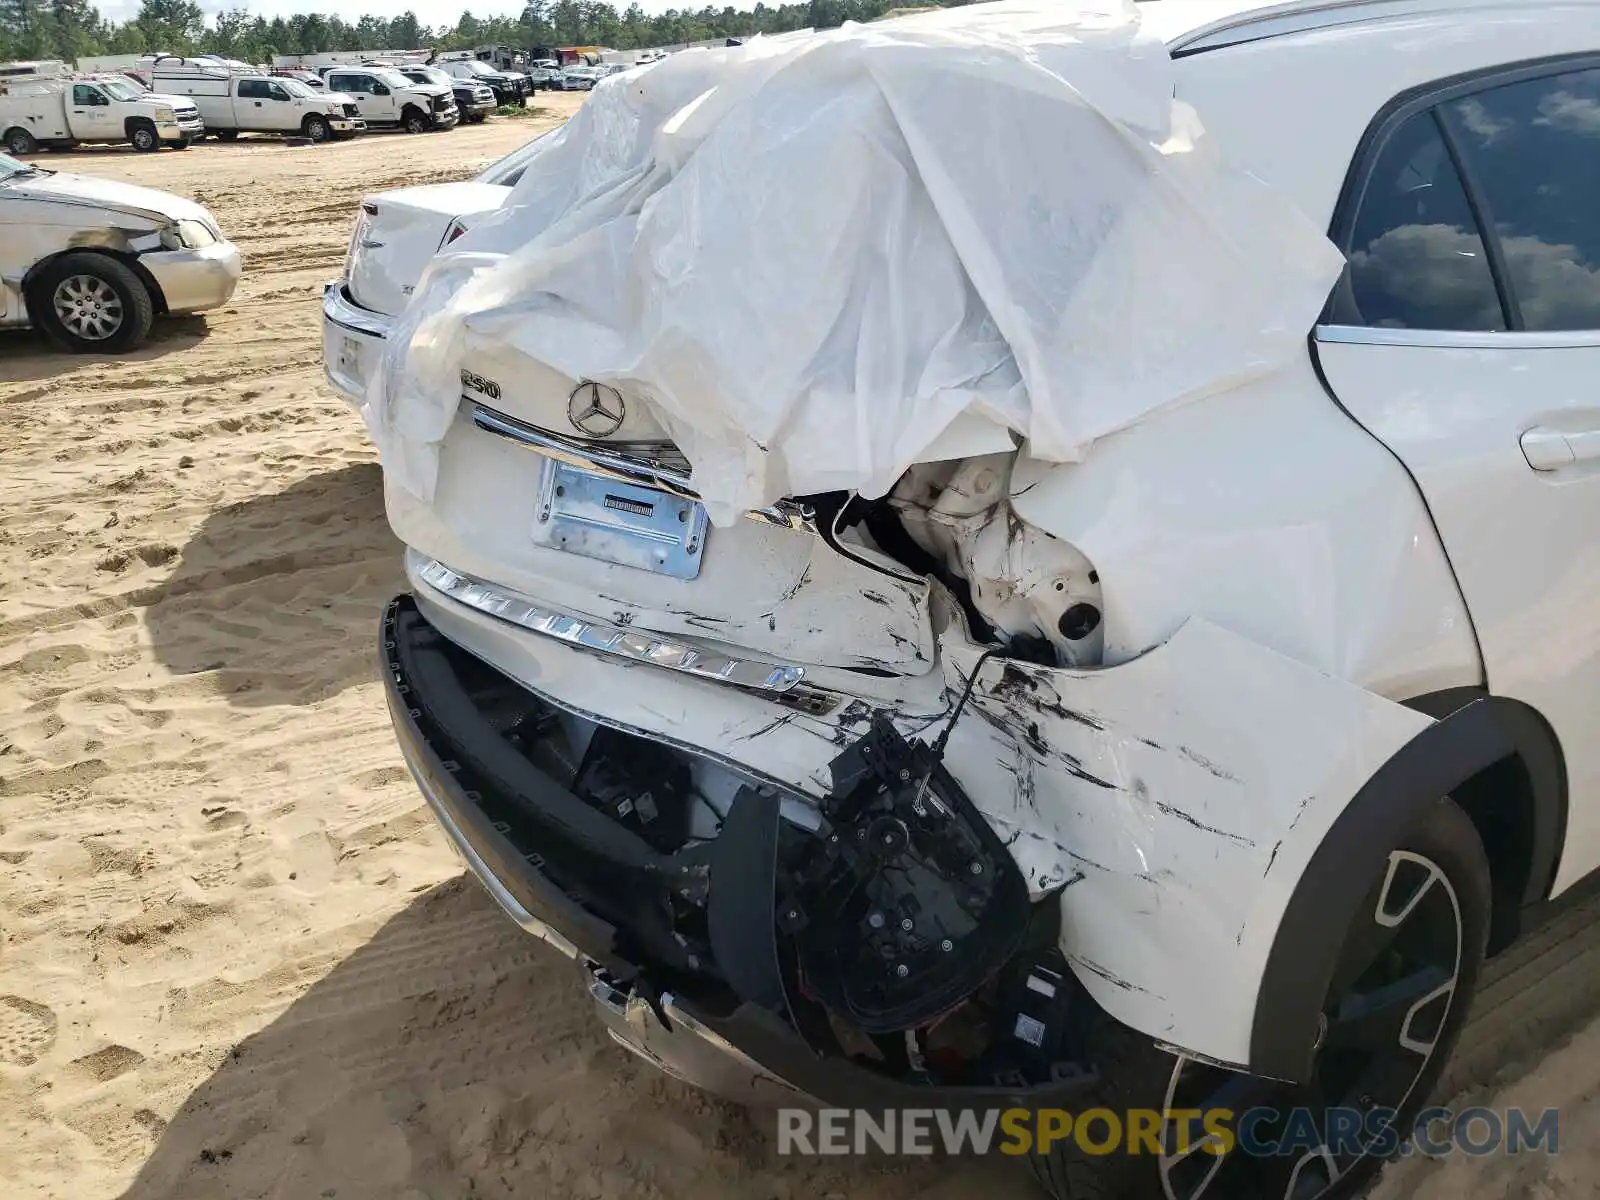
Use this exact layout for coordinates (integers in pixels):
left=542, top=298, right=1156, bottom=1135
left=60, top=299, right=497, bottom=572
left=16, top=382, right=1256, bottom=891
left=1250, top=693, right=1565, bottom=1082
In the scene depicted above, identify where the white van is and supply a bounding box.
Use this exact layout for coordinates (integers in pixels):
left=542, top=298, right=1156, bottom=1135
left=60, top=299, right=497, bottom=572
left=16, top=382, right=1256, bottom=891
left=0, top=74, right=203, bottom=154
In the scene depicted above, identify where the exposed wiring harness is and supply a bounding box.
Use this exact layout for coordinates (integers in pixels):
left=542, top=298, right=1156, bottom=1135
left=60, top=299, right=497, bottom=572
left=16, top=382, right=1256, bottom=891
left=913, top=645, right=1006, bottom=810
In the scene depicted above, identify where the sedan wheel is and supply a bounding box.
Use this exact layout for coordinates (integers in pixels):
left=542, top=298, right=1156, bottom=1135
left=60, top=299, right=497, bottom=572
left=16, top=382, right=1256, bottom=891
left=54, top=274, right=126, bottom=343
left=29, top=252, right=155, bottom=354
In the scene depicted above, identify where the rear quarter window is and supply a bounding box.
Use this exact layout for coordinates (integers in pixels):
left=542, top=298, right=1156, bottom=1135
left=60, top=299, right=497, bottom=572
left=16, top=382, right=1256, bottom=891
left=1440, top=67, right=1600, bottom=332
left=1340, top=111, right=1504, bottom=331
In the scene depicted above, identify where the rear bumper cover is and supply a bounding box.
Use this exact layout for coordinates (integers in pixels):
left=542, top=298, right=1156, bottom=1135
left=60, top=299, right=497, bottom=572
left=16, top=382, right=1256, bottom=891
left=322, top=280, right=388, bottom=405
left=382, top=593, right=1098, bottom=1108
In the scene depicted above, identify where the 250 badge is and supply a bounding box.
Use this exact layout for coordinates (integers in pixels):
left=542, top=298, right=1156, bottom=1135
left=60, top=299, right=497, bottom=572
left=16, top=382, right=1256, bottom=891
left=459, top=369, right=502, bottom=401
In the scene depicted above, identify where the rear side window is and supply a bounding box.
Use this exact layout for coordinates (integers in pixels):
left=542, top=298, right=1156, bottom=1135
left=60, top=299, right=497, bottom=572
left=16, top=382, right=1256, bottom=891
left=1342, top=112, right=1504, bottom=331
left=1440, top=68, right=1600, bottom=331
left=238, top=79, right=267, bottom=99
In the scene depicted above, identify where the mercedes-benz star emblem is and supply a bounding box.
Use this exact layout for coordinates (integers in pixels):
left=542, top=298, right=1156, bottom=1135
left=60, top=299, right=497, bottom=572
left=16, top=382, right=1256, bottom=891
left=567, top=381, right=625, bottom=438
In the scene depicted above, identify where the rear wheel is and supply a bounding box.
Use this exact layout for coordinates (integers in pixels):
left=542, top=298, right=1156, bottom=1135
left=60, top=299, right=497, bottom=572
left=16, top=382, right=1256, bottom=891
left=164, top=138, right=192, bottom=150
left=28, top=252, right=155, bottom=354
left=128, top=121, right=159, bottom=152
left=1032, top=797, right=1490, bottom=1200
left=215, top=129, right=240, bottom=142
left=402, top=107, right=429, bottom=135
left=4, top=126, right=37, bottom=155
left=304, top=114, right=333, bottom=143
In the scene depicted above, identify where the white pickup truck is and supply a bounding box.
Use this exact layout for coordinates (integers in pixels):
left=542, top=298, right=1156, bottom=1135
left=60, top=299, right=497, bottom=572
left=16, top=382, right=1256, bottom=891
left=0, top=74, right=204, bottom=154
left=323, top=67, right=457, bottom=134
left=151, top=65, right=364, bottom=143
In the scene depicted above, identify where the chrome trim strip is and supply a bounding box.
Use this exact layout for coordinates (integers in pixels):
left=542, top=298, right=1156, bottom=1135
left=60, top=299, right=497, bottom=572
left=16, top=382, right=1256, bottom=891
left=416, top=557, right=807, bottom=693
left=470, top=402, right=815, bottom=532
left=396, top=736, right=581, bottom=961
left=323, top=280, right=392, bottom=339
left=1316, top=324, right=1600, bottom=351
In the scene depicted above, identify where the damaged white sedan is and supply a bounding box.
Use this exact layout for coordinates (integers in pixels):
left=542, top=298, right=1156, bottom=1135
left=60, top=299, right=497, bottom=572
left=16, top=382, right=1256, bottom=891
left=2, top=152, right=240, bottom=352
left=348, top=2, right=1600, bottom=1197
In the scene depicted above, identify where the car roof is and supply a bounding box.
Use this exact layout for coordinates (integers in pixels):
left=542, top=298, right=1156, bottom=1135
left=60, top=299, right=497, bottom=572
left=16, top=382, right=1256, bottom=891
left=1140, top=0, right=1600, bottom=50
left=1155, top=0, right=1600, bottom=227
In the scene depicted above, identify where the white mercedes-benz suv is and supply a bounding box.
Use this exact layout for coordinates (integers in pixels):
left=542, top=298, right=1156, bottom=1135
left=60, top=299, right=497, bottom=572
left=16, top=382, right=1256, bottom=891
left=332, top=3, right=1600, bottom=1197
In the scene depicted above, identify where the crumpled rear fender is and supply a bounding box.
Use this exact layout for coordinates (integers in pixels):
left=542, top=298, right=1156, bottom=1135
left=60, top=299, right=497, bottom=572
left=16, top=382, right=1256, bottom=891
left=941, top=619, right=1434, bottom=1073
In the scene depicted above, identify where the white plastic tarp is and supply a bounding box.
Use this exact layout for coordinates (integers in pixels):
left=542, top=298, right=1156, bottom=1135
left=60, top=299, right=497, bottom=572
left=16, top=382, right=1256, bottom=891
left=366, top=0, right=1346, bottom=527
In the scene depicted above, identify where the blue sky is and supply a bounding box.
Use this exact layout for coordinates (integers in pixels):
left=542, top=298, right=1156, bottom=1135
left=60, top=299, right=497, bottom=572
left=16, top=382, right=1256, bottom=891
left=100, top=0, right=716, bottom=19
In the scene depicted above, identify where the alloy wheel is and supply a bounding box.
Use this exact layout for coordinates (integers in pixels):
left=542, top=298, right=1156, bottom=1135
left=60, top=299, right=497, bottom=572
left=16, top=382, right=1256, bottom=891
left=53, top=274, right=125, bottom=342
left=1158, top=849, right=1463, bottom=1200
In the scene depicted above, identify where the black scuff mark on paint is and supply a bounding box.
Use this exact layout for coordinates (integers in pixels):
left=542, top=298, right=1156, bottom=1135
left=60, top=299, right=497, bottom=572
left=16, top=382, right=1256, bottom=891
left=1152, top=801, right=1256, bottom=849
left=968, top=702, right=1118, bottom=790
left=1287, top=795, right=1313, bottom=833
left=886, top=629, right=915, bottom=654
left=1010, top=480, right=1040, bottom=498
left=614, top=611, right=635, bottom=626
left=1177, top=745, right=1242, bottom=784
left=1058, top=753, right=1117, bottom=791
left=762, top=612, right=777, bottom=632
left=990, top=663, right=1105, bottom=731
left=730, top=714, right=793, bottom=744
left=1031, top=863, right=1082, bottom=892
left=1263, top=839, right=1282, bottom=877
left=860, top=590, right=892, bottom=607
left=1070, top=956, right=1155, bottom=997
left=777, top=565, right=812, bottom=604
left=824, top=698, right=879, bottom=746
left=1135, top=735, right=1164, bottom=750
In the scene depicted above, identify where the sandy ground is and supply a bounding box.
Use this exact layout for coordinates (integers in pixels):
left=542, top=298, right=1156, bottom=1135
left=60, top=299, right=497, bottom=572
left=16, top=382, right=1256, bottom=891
left=0, top=99, right=1594, bottom=1200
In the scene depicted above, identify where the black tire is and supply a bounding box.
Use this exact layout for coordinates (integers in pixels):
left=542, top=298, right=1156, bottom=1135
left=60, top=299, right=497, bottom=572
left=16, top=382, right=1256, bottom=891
left=128, top=121, right=159, bottom=153
left=402, top=107, right=429, bottom=135
left=4, top=126, right=37, bottom=155
left=304, top=114, right=333, bottom=143
left=27, top=252, right=155, bottom=354
left=1031, top=797, right=1490, bottom=1200
left=164, top=139, right=192, bottom=150
left=469, top=112, right=488, bottom=124
left=215, top=129, right=240, bottom=142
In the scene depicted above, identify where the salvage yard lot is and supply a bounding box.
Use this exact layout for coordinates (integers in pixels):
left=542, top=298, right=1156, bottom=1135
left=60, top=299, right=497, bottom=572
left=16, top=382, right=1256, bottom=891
left=0, top=101, right=1595, bottom=1200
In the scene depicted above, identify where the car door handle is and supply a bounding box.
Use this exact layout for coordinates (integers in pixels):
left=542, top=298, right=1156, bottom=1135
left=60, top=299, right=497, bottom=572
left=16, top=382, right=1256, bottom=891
left=1521, top=426, right=1600, bottom=471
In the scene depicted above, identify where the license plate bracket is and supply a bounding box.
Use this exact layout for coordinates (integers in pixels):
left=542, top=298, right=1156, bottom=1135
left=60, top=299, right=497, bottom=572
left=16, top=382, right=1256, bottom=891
left=531, top=457, right=708, bottom=579
left=336, top=333, right=361, bottom=378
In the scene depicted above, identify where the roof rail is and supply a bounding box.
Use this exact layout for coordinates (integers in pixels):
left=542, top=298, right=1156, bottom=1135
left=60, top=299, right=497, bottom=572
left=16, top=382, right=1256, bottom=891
left=1168, top=0, right=1597, bottom=55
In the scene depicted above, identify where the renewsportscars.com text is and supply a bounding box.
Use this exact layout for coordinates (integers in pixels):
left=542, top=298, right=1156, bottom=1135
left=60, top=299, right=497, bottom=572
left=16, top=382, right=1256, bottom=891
left=777, top=1106, right=1560, bottom=1158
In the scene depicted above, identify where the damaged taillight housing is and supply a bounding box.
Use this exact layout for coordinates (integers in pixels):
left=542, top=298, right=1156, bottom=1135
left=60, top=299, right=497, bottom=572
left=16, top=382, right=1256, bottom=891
left=779, top=716, right=1031, bottom=1033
